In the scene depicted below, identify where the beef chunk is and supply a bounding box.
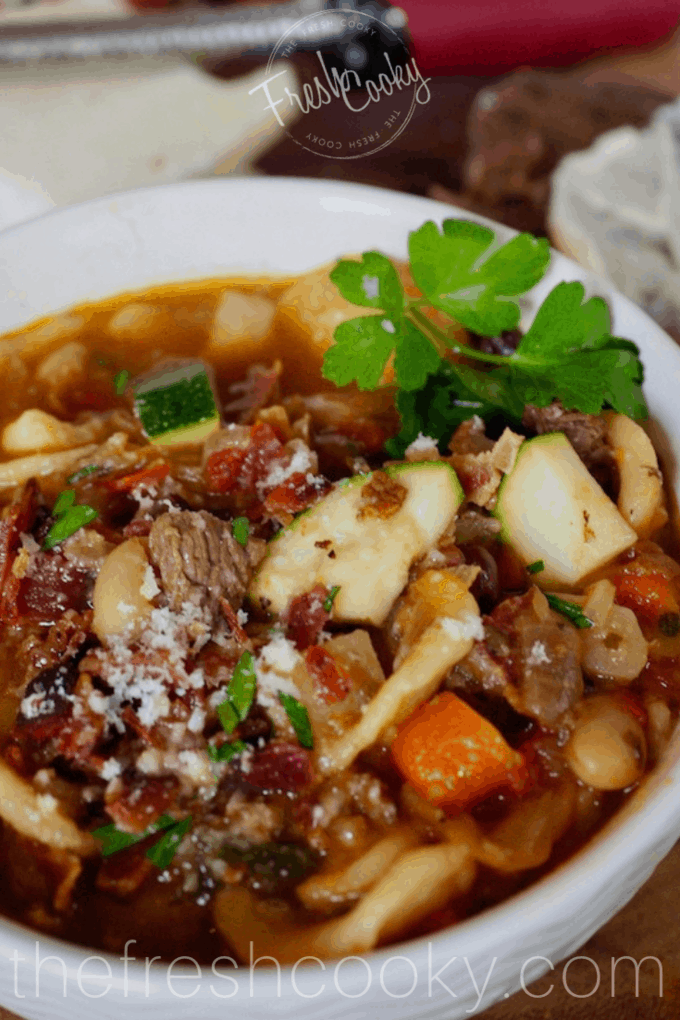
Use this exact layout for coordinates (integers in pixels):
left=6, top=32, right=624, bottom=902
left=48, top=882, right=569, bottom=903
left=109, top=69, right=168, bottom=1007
left=148, top=510, right=252, bottom=618
left=522, top=401, right=617, bottom=494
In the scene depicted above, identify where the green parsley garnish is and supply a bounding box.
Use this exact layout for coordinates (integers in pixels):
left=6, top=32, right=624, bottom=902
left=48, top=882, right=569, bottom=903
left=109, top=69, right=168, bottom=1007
left=92, top=813, right=176, bottom=857
left=43, top=489, right=98, bottom=550
left=232, top=517, right=250, bottom=547
left=278, top=691, right=313, bottom=749
left=526, top=560, right=545, bottom=575
left=66, top=464, right=99, bottom=485
left=208, top=739, right=247, bottom=763
left=322, top=220, right=646, bottom=456
left=113, top=369, right=130, bottom=395
left=145, top=815, right=193, bottom=869
left=216, top=650, right=256, bottom=735
left=545, top=593, right=593, bottom=629
left=322, top=585, right=341, bottom=612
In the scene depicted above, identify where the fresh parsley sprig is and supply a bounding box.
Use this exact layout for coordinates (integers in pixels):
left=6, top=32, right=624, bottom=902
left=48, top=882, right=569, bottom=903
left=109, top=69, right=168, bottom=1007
left=322, top=220, right=647, bottom=455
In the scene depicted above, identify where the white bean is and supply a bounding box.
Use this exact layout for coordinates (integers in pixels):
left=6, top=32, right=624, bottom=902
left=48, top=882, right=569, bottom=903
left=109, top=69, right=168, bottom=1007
left=582, top=604, right=648, bottom=683
left=92, top=538, right=156, bottom=643
left=566, top=695, right=646, bottom=790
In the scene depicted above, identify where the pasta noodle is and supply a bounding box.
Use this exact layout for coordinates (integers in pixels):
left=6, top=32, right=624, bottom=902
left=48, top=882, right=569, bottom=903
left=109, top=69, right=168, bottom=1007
left=0, top=444, right=97, bottom=490
left=0, top=759, right=97, bottom=855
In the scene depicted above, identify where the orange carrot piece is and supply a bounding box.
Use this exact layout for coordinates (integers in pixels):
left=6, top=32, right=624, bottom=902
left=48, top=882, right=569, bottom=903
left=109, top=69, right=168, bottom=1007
left=613, top=571, right=679, bottom=622
left=391, top=692, right=524, bottom=809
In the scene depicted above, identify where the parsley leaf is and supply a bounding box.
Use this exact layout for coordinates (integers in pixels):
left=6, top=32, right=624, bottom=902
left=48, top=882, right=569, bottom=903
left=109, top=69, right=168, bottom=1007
left=216, top=650, right=256, bottom=735
left=323, top=586, right=341, bottom=612
left=324, top=220, right=648, bottom=458
left=322, top=315, right=399, bottom=391
left=145, top=815, right=192, bottom=869
left=52, top=489, right=76, bottom=517
left=92, top=814, right=176, bottom=857
left=408, top=220, right=550, bottom=336
left=232, top=517, right=250, bottom=547
left=278, top=692, right=313, bottom=749
left=330, top=251, right=403, bottom=318
left=526, top=560, right=545, bottom=575
left=545, top=594, right=593, bottom=629
left=208, top=739, right=246, bottom=763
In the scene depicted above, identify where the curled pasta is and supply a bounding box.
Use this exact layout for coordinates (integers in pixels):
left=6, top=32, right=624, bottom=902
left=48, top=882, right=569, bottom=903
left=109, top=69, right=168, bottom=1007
left=0, top=444, right=98, bottom=490
left=318, top=583, right=481, bottom=776
left=0, top=759, right=96, bottom=855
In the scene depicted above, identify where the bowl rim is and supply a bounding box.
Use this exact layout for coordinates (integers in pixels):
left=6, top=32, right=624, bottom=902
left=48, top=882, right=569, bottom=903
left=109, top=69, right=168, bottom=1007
left=1, top=175, right=680, bottom=991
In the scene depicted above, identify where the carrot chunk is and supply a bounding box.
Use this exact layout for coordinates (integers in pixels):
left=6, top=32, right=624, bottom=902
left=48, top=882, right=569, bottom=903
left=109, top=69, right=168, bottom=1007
left=613, top=571, right=679, bottom=623
left=391, top=692, right=524, bottom=809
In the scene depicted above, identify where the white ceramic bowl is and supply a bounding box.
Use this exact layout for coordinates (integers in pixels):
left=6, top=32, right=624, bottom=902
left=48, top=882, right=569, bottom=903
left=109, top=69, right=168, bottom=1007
left=1, top=178, right=680, bottom=1020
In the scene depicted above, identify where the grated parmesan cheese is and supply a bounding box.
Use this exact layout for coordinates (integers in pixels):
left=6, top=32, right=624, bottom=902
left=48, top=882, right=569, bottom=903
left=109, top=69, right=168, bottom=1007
left=439, top=612, right=485, bottom=643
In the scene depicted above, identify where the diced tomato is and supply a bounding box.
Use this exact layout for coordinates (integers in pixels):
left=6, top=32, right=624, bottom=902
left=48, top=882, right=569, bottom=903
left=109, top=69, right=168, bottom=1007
left=106, top=778, right=179, bottom=834
left=286, top=584, right=330, bottom=650
left=245, top=742, right=314, bottom=793
left=305, top=645, right=351, bottom=705
left=105, top=462, right=170, bottom=493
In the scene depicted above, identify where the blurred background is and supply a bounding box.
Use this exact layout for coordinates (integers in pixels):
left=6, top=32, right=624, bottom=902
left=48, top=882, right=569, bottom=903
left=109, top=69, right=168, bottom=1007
left=1, top=0, right=679, bottom=339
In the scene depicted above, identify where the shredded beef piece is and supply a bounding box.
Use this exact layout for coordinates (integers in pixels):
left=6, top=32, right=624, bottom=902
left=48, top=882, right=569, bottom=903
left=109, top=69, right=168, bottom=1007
left=485, top=590, right=584, bottom=727
left=148, top=510, right=252, bottom=618
left=223, top=363, right=281, bottom=423
left=357, top=470, right=407, bottom=521
left=243, top=741, right=314, bottom=794
left=522, top=402, right=614, bottom=474
left=455, top=504, right=501, bottom=545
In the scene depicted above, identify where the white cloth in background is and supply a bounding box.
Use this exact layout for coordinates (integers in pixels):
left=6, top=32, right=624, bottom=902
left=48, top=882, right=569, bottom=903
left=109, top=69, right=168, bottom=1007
left=549, top=95, right=680, bottom=340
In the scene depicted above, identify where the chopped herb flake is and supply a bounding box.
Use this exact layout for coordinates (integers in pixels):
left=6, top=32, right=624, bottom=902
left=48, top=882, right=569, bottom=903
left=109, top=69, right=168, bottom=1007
left=66, top=464, right=100, bottom=485
left=52, top=489, right=76, bottom=517
left=114, top=369, right=130, bottom=395
left=92, top=813, right=176, bottom=857
left=145, top=815, right=193, bottom=869
left=278, top=691, right=313, bottom=748
left=232, top=517, right=250, bottom=547
left=323, top=585, right=341, bottom=612
left=527, top=560, right=545, bottom=575
left=208, top=739, right=247, bottom=763
left=43, top=503, right=98, bottom=551
left=545, top=593, right=593, bottom=629
left=216, top=650, right=256, bottom=734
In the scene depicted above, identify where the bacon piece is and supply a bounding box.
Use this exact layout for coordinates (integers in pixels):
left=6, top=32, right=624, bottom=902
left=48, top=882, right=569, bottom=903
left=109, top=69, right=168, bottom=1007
left=205, top=422, right=286, bottom=495
left=305, top=645, right=351, bottom=705
left=106, top=777, right=179, bottom=834
left=263, top=472, right=330, bottom=518
left=0, top=479, right=39, bottom=622
left=219, top=597, right=248, bottom=644
left=286, top=584, right=330, bottom=651
left=18, top=553, right=91, bottom=622
left=95, top=844, right=155, bottom=899
left=245, top=741, right=314, bottom=793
